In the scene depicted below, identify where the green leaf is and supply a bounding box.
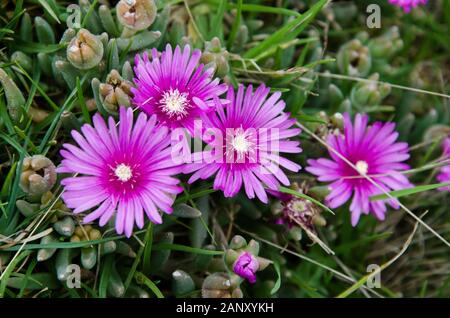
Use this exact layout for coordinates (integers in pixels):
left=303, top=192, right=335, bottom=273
left=76, top=77, right=91, bottom=125
left=209, top=0, right=226, bottom=41
left=243, top=0, right=329, bottom=59
left=13, top=40, right=65, bottom=54
left=135, top=272, right=164, bottom=298
left=0, top=250, right=32, bottom=297
left=270, top=262, right=282, bottom=295
left=38, top=0, right=61, bottom=24
left=370, top=182, right=450, bottom=201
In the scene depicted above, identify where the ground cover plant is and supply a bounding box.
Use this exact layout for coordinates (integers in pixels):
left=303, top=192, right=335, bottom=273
left=0, top=0, right=449, bottom=298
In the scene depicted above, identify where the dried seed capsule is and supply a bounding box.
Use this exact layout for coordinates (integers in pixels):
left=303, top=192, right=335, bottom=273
left=98, top=69, right=133, bottom=113
left=116, top=0, right=157, bottom=31
left=20, top=155, right=56, bottom=197
left=67, top=28, right=104, bottom=70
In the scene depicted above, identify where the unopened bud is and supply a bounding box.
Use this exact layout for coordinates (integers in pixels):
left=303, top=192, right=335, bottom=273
left=67, top=28, right=104, bottom=70
left=116, top=0, right=157, bottom=31
left=20, top=155, right=56, bottom=196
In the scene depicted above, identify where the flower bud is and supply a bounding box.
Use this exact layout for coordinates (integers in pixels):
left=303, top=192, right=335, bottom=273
left=229, top=235, right=247, bottom=250
left=116, top=0, right=157, bottom=31
left=337, top=39, right=372, bottom=77
left=99, top=69, right=134, bottom=112
left=200, top=37, right=230, bottom=77
left=350, top=73, right=391, bottom=107
left=233, top=252, right=259, bottom=284
left=67, top=28, right=104, bottom=70
left=20, top=155, right=56, bottom=197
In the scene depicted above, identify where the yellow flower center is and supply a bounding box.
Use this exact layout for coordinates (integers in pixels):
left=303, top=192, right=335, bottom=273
left=114, top=163, right=133, bottom=182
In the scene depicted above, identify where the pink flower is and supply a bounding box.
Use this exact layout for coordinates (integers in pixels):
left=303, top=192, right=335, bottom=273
left=437, top=135, right=450, bottom=191
left=184, top=84, right=302, bottom=203
left=132, top=44, right=228, bottom=134
left=233, top=252, right=259, bottom=284
left=389, top=0, right=427, bottom=13
left=306, top=113, right=413, bottom=226
left=57, top=107, right=183, bottom=237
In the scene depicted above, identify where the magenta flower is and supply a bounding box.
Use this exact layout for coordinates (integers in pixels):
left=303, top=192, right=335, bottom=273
left=233, top=252, right=259, bottom=284
left=57, top=107, right=183, bottom=237
left=389, top=0, right=427, bottom=13
left=437, top=135, right=450, bottom=191
left=184, top=84, right=302, bottom=203
left=132, top=44, right=228, bottom=133
left=306, top=113, right=413, bottom=226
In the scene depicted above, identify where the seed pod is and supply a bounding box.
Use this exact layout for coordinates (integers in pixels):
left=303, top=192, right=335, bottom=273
left=0, top=68, right=26, bottom=122
left=67, top=28, right=104, bottom=70
left=37, top=234, right=59, bottom=262
left=81, top=247, right=97, bottom=270
left=116, top=0, right=157, bottom=31
left=35, top=16, right=55, bottom=44
left=54, top=216, right=76, bottom=237
left=20, top=155, right=57, bottom=197
left=172, top=270, right=195, bottom=296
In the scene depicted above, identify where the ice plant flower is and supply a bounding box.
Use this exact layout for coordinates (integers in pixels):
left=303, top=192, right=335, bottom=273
left=185, top=84, right=302, bottom=203
left=388, top=0, right=427, bottom=13
left=437, top=135, right=450, bottom=191
left=57, top=107, right=183, bottom=237
left=306, top=113, right=412, bottom=226
left=132, top=44, right=228, bottom=133
left=233, top=252, right=259, bottom=284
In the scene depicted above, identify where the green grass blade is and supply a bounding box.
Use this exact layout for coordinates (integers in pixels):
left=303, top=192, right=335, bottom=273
left=370, top=182, right=450, bottom=201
